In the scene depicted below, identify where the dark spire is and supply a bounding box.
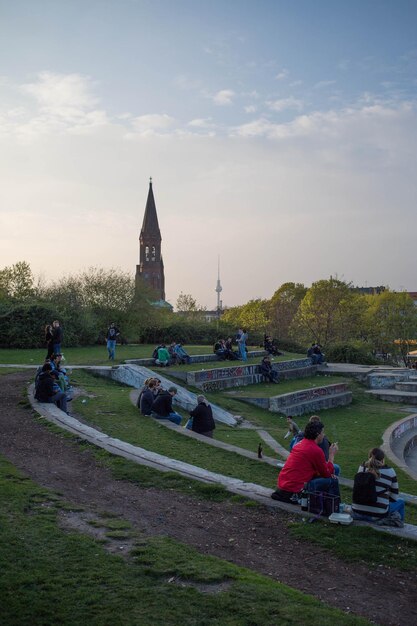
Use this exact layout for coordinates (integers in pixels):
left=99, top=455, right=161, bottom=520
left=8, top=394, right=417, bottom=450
left=141, top=177, right=161, bottom=238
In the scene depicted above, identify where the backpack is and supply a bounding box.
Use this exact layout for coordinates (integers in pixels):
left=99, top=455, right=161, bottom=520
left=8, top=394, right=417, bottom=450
left=352, top=467, right=377, bottom=505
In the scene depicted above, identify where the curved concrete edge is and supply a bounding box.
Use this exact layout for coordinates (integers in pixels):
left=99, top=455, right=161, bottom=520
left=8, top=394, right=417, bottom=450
left=382, top=414, right=417, bottom=482
left=26, top=385, right=417, bottom=541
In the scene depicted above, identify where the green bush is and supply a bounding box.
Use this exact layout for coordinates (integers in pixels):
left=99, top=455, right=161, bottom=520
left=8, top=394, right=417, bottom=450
left=0, top=304, right=98, bottom=348
left=325, top=341, right=378, bottom=365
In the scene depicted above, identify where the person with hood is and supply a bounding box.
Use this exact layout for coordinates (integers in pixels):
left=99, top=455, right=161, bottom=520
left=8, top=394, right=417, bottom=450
left=189, top=395, right=216, bottom=438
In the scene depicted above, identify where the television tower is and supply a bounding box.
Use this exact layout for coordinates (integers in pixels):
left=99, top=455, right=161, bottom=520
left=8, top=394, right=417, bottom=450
left=215, top=256, right=223, bottom=315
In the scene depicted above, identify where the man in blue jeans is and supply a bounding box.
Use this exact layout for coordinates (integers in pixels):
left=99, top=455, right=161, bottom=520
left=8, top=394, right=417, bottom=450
left=272, top=420, right=340, bottom=503
left=151, top=386, right=182, bottom=425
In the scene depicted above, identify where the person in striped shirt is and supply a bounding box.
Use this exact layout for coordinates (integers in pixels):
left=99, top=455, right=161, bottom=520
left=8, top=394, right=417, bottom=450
left=351, top=448, right=405, bottom=521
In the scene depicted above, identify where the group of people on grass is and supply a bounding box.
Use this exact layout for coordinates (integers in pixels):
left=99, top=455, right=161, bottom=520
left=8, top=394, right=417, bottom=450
left=137, top=377, right=215, bottom=438
left=272, top=415, right=405, bottom=525
left=214, top=329, right=249, bottom=361
left=152, top=342, right=191, bottom=367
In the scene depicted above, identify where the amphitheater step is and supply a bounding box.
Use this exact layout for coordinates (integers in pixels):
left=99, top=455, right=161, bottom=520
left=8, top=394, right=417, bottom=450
left=366, top=389, right=417, bottom=404
left=395, top=382, right=417, bottom=392
left=270, top=392, right=352, bottom=416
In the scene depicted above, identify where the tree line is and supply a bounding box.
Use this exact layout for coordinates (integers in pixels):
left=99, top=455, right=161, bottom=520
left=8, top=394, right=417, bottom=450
left=1, top=262, right=416, bottom=364
left=221, top=279, right=417, bottom=365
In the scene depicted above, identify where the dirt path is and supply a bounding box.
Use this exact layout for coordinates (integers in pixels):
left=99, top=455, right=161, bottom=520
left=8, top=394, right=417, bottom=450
left=1, top=371, right=416, bottom=626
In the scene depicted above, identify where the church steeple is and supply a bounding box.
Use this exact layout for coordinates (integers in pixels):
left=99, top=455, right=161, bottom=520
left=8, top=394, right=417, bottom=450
left=135, top=178, right=166, bottom=301
left=140, top=177, right=161, bottom=239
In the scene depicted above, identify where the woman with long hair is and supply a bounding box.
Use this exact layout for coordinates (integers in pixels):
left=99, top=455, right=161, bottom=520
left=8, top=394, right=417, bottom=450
left=352, top=448, right=405, bottom=522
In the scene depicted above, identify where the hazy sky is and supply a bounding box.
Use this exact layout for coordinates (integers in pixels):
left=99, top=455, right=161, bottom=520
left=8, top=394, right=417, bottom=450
left=1, top=0, right=416, bottom=308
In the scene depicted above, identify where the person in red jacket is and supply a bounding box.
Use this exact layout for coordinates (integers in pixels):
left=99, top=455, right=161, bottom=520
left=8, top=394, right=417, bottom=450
left=271, top=420, right=339, bottom=503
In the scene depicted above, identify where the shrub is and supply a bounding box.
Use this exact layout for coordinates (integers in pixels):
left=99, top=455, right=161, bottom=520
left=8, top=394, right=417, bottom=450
left=325, top=341, right=378, bottom=365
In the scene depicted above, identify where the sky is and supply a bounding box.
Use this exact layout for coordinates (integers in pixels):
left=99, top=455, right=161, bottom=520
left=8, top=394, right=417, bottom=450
left=1, top=0, right=416, bottom=308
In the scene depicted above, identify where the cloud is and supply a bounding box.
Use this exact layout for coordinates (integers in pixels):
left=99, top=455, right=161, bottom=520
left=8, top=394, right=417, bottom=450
left=275, top=68, right=289, bottom=80
left=244, top=105, right=256, bottom=113
left=314, top=80, right=336, bottom=89
left=130, top=113, right=175, bottom=135
left=266, top=97, right=304, bottom=112
left=188, top=117, right=214, bottom=128
left=22, top=71, right=99, bottom=118
left=212, top=89, right=235, bottom=105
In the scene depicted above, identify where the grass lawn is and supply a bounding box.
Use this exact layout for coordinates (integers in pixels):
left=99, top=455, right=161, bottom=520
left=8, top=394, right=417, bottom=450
left=171, top=351, right=305, bottom=373
left=0, top=344, right=277, bottom=367
left=70, top=370, right=279, bottom=489
left=0, top=454, right=370, bottom=626
left=0, top=344, right=209, bottom=366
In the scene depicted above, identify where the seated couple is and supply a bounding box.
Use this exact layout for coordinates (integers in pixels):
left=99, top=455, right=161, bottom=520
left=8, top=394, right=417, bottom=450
left=140, top=384, right=182, bottom=426
left=271, top=420, right=340, bottom=503
left=213, top=338, right=239, bottom=361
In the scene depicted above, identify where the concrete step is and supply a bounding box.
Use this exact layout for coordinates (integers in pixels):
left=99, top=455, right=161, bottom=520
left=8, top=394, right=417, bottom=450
left=396, top=382, right=417, bottom=392
left=366, top=389, right=417, bottom=404
left=270, top=391, right=352, bottom=417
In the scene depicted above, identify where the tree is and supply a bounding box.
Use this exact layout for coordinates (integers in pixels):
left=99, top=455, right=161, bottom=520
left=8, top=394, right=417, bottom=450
left=175, top=292, right=206, bottom=319
left=0, top=261, right=36, bottom=302
left=291, top=277, right=364, bottom=347
left=268, top=282, right=307, bottom=341
left=365, top=291, right=417, bottom=364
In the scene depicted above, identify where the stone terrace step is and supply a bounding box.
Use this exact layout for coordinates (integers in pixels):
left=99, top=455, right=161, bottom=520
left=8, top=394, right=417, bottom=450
left=125, top=350, right=267, bottom=368
left=396, top=382, right=417, bottom=393
left=366, top=389, right=417, bottom=404
left=269, top=383, right=352, bottom=416
left=186, top=359, right=317, bottom=392
left=273, top=392, right=352, bottom=417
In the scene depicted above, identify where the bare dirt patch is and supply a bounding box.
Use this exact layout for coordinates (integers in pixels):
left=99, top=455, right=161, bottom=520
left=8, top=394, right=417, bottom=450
left=1, top=371, right=416, bottom=626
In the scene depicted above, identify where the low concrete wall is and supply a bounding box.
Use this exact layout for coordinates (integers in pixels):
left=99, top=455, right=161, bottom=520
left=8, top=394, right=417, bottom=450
left=187, top=359, right=316, bottom=392
left=125, top=349, right=267, bottom=367
left=367, top=372, right=411, bottom=389
left=382, top=414, right=417, bottom=481
left=238, top=384, right=352, bottom=417
left=270, top=383, right=350, bottom=411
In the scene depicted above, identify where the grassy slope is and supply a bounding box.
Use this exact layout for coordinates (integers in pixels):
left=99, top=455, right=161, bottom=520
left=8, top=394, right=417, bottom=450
left=0, top=455, right=369, bottom=626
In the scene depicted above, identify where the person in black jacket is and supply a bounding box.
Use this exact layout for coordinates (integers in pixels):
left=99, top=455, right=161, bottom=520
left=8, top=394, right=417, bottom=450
left=45, top=324, right=54, bottom=359
left=138, top=380, right=156, bottom=416
left=52, top=320, right=63, bottom=354
left=34, top=363, right=68, bottom=413
left=151, top=386, right=182, bottom=425
left=189, top=395, right=216, bottom=438
left=259, top=356, right=279, bottom=383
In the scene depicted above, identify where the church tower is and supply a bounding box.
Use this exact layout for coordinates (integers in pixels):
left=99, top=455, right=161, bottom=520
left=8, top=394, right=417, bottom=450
left=135, top=178, right=166, bottom=301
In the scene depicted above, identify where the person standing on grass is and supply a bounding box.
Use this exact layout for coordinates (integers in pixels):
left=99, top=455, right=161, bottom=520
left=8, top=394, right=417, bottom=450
left=45, top=324, right=54, bottom=359
left=106, top=322, right=120, bottom=361
left=52, top=320, right=63, bottom=355
left=237, top=328, right=248, bottom=361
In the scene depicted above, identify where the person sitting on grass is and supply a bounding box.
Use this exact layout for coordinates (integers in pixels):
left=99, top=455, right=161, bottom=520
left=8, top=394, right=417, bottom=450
left=188, top=395, right=216, bottom=438
left=214, top=338, right=227, bottom=360
left=224, top=337, right=239, bottom=360
left=263, top=334, right=283, bottom=357
left=173, top=342, right=191, bottom=364
left=351, top=448, right=405, bottom=524
left=151, top=386, right=182, bottom=425
left=271, top=420, right=339, bottom=503
left=34, top=363, right=68, bottom=414
left=155, top=344, right=170, bottom=367
left=138, top=380, right=156, bottom=416
left=259, top=355, right=279, bottom=383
